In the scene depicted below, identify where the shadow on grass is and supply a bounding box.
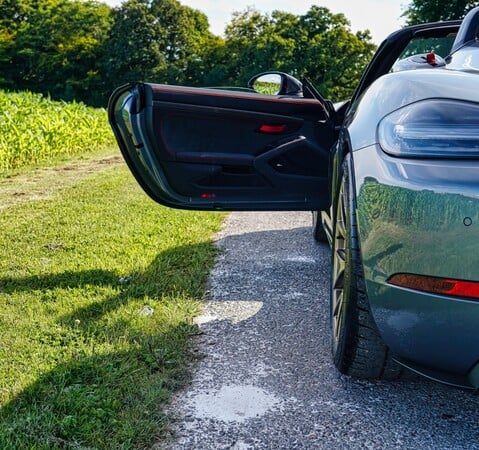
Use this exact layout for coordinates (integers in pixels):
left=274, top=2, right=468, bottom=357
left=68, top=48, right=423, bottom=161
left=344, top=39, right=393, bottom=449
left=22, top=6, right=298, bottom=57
left=0, top=242, right=216, bottom=449
left=0, top=242, right=213, bottom=320
left=0, top=269, right=119, bottom=292
left=0, top=337, right=188, bottom=449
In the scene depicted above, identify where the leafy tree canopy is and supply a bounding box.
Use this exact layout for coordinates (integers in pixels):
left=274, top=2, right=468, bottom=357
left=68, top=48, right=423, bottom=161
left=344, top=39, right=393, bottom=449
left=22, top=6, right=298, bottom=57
left=207, top=6, right=376, bottom=101
left=0, top=0, right=113, bottom=105
left=0, top=0, right=376, bottom=105
left=102, top=0, right=217, bottom=89
left=403, top=0, right=479, bottom=24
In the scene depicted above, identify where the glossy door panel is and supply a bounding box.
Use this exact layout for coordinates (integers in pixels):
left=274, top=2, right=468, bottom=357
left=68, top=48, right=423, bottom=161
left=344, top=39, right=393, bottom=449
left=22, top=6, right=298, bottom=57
left=109, top=83, right=334, bottom=211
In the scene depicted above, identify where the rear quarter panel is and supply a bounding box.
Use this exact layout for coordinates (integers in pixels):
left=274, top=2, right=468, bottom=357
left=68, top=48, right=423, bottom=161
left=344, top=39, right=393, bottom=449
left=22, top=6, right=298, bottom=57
left=348, top=69, right=479, bottom=375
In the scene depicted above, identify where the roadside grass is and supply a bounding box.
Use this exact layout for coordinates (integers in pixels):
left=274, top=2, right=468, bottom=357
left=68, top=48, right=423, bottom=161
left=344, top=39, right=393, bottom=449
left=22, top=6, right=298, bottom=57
left=0, top=147, right=123, bottom=212
left=0, top=156, right=225, bottom=448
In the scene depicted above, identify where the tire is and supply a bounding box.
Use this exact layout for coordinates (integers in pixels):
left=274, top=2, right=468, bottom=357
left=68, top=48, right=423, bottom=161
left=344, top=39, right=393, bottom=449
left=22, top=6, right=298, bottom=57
left=331, top=157, right=401, bottom=380
left=312, top=211, right=328, bottom=243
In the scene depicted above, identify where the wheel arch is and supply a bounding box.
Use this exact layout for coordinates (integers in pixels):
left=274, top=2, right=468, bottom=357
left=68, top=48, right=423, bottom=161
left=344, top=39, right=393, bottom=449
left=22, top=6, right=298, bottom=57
left=330, top=130, right=355, bottom=221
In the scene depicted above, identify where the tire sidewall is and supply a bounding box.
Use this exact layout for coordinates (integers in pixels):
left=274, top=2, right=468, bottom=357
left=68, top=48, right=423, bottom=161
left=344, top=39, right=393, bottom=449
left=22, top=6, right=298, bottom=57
left=331, top=156, right=359, bottom=371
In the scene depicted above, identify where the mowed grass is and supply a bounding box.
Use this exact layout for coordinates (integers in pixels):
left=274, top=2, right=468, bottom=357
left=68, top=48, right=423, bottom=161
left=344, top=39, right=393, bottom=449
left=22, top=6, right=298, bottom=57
left=0, top=158, right=225, bottom=448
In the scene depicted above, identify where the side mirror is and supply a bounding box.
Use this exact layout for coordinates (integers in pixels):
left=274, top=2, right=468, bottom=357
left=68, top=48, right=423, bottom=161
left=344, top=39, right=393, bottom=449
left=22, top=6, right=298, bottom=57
left=248, top=72, right=303, bottom=96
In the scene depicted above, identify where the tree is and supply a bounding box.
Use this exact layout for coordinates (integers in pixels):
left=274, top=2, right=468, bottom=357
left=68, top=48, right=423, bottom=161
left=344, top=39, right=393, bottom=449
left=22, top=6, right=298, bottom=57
left=0, top=0, right=41, bottom=87
left=211, top=6, right=376, bottom=101
left=0, top=0, right=376, bottom=105
left=302, top=27, right=376, bottom=101
left=403, top=0, right=479, bottom=25
left=101, top=0, right=216, bottom=90
left=295, top=7, right=376, bottom=100
left=0, top=0, right=113, bottom=105
left=213, top=8, right=298, bottom=84
left=101, top=0, right=166, bottom=89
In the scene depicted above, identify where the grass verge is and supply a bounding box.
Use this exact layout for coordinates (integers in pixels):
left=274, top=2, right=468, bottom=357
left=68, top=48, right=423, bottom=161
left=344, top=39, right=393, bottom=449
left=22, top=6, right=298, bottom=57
left=0, top=156, right=225, bottom=448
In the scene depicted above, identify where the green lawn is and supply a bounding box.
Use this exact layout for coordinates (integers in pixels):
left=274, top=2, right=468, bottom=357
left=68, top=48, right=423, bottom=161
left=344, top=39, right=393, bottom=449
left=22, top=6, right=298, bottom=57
left=0, top=151, right=225, bottom=448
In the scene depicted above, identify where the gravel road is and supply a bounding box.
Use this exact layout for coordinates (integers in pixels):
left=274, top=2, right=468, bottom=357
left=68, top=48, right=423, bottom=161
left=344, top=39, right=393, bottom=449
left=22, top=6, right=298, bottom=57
left=164, top=211, right=479, bottom=450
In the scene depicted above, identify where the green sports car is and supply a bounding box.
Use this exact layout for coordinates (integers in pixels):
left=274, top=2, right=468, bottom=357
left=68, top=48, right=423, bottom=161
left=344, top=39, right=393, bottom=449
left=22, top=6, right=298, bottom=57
left=109, top=7, right=479, bottom=389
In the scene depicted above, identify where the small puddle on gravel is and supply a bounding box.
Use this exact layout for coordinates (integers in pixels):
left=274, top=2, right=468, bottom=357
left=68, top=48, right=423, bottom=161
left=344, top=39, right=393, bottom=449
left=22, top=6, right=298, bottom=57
left=190, top=385, right=280, bottom=423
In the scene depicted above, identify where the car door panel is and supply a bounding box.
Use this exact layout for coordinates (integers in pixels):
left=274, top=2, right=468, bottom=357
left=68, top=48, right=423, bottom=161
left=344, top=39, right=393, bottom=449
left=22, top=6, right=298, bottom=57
left=154, top=102, right=305, bottom=162
left=109, top=82, right=335, bottom=211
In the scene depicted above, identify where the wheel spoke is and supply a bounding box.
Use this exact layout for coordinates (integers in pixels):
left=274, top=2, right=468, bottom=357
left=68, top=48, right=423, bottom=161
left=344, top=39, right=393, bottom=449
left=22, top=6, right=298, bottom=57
left=333, top=291, right=344, bottom=339
left=333, top=290, right=343, bottom=317
left=332, top=177, right=348, bottom=345
left=336, top=222, right=346, bottom=242
left=336, top=206, right=346, bottom=237
left=333, top=264, right=344, bottom=290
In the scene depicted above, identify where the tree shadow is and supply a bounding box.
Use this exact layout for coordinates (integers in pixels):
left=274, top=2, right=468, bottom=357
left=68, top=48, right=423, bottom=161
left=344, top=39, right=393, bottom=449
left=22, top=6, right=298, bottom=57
left=0, top=242, right=216, bottom=448
left=0, top=242, right=214, bottom=323
left=0, top=269, right=119, bottom=293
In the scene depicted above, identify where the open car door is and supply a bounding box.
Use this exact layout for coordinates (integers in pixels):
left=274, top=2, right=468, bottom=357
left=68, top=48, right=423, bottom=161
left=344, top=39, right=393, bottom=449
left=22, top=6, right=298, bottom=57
left=109, top=83, right=335, bottom=211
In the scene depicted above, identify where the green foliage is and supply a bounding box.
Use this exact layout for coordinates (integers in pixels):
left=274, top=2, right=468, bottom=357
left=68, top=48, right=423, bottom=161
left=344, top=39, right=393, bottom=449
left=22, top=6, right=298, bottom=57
left=0, top=0, right=376, bottom=104
left=100, top=0, right=216, bottom=88
left=0, top=160, right=225, bottom=448
left=0, top=90, right=115, bottom=170
left=1, top=0, right=113, bottom=105
left=206, top=6, right=376, bottom=101
left=403, top=0, right=479, bottom=24
left=101, top=0, right=166, bottom=87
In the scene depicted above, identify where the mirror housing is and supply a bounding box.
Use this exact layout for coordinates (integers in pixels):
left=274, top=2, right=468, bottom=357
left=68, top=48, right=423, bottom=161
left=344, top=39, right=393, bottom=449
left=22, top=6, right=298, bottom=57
left=248, top=72, right=303, bottom=96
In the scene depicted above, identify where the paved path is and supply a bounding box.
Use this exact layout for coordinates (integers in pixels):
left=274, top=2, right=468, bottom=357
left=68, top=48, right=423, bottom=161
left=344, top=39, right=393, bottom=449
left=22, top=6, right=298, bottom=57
left=165, top=212, right=479, bottom=450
